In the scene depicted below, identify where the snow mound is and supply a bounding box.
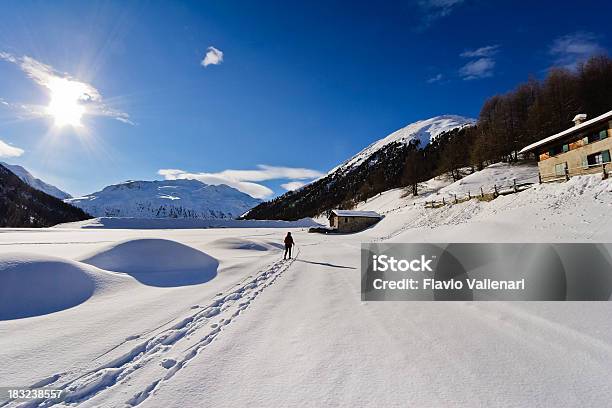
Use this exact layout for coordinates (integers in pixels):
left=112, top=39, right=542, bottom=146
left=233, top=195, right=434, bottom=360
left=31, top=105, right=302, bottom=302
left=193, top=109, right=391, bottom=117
left=210, top=238, right=282, bottom=251
left=80, top=239, right=219, bottom=287
left=0, top=254, right=96, bottom=320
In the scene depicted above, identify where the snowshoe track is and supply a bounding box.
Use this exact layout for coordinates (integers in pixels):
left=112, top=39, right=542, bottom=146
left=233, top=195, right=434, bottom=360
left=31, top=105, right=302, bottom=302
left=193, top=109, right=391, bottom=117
left=7, top=254, right=298, bottom=408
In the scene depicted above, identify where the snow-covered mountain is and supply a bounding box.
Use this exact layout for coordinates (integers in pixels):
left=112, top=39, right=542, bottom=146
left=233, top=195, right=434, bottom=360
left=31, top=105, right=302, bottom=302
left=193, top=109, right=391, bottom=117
left=0, top=162, right=72, bottom=199
left=66, top=179, right=261, bottom=220
left=330, top=115, right=475, bottom=175
left=246, top=115, right=475, bottom=220
left=0, top=163, right=89, bottom=227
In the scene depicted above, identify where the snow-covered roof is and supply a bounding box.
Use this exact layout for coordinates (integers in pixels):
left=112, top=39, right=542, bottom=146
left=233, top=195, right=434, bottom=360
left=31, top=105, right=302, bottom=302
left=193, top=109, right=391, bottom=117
left=331, top=210, right=382, bottom=218
left=519, top=110, right=612, bottom=154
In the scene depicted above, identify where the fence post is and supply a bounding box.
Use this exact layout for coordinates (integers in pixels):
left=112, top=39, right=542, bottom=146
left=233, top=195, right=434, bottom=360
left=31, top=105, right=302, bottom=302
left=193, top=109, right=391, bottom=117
left=442, top=197, right=445, bottom=205
left=538, top=172, right=542, bottom=184
left=513, top=178, right=517, bottom=193
left=565, top=166, right=570, bottom=181
left=494, top=184, right=498, bottom=197
left=454, top=194, right=457, bottom=204
left=480, top=187, right=484, bottom=198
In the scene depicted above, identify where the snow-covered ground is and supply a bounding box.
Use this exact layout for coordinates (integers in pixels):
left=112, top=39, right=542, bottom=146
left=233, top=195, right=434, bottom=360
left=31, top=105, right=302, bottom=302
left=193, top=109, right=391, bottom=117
left=55, top=217, right=321, bottom=229
left=1, top=167, right=612, bottom=407
left=356, top=162, right=538, bottom=215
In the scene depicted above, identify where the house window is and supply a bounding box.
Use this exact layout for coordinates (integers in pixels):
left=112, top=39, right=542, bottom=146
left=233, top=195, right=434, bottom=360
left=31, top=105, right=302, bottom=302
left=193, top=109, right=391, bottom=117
left=562, top=144, right=569, bottom=153
left=587, top=128, right=608, bottom=144
left=587, top=150, right=611, bottom=166
left=554, top=162, right=567, bottom=176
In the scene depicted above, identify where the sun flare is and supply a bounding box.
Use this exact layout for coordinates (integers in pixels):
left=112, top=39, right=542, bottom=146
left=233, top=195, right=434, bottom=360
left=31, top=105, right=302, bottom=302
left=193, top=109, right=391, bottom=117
left=46, top=77, right=87, bottom=127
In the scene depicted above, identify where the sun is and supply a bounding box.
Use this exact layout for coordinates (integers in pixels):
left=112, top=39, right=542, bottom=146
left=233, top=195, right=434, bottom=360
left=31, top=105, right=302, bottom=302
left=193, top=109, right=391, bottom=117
left=46, top=77, right=87, bottom=127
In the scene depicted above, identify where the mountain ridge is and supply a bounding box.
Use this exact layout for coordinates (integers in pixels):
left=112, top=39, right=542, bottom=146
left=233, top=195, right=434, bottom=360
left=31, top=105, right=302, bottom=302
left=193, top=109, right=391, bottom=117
left=66, top=178, right=261, bottom=220
left=0, top=162, right=72, bottom=199
left=0, top=163, right=89, bottom=227
left=244, top=115, right=475, bottom=220
left=329, top=115, right=475, bottom=175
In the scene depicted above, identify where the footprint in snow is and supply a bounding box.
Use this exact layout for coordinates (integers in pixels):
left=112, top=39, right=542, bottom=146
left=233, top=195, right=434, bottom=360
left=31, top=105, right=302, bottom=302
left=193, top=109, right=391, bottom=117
left=161, top=358, right=177, bottom=369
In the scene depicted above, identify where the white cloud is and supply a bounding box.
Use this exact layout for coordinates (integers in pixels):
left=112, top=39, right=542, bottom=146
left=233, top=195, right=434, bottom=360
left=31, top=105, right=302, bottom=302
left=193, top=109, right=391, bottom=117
left=417, top=0, right=464, bottom=26
left=426, top=73, right=444, bottom=83
left=550, top=32, right=606, bottom=69
left=158, top=165, right=322, bottom=199
left=0, top=139, right=24, bottom=158
left=159, top=168, right=273, bottom=199
left=460, top=45, right=500, bottom=58
left=0, top=52, right=133, bottom=125
left=281, top=181, right=306, bottom=191
left=201, top=46, right=224, bottom=67
left=457, top=45, right=500, bottom=80
left=459, top=57, right=495, bottom=80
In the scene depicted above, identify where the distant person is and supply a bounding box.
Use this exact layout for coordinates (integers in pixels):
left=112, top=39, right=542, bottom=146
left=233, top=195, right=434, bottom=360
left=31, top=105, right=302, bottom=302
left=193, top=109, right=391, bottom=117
left=284, top=232, right=294, bottom=259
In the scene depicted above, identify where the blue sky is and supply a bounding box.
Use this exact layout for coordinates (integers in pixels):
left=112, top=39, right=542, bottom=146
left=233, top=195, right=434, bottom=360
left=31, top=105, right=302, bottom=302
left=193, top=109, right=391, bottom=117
left=0, top=0, right=610, bottom=198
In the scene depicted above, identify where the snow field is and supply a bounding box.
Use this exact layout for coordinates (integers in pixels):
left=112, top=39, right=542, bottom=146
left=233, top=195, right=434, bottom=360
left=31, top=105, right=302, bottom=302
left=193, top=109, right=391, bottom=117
left=1, top=164, right=612, bottom=407
left=55, top=217, right=320, bottom=230
left=7, top=255, right=297, bottom=407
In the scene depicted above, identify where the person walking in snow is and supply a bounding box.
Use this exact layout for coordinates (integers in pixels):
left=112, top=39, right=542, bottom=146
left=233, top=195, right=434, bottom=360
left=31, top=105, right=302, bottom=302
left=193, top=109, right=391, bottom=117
left=284, top=232, right=294, bottom=259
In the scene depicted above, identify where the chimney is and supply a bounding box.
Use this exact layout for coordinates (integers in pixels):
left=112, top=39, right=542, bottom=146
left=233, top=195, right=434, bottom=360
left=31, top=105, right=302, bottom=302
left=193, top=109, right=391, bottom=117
left=572, top=114, right=587, bottom=126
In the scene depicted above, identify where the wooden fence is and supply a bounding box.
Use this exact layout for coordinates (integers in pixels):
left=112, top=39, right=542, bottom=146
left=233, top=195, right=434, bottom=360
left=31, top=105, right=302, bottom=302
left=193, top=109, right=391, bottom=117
left=423, top=177, right=536, bottom=208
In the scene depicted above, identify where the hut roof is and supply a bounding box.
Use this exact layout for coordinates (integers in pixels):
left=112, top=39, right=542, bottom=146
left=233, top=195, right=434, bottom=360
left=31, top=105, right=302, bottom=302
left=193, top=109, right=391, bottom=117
left=331, top=210, right=382, bottom=218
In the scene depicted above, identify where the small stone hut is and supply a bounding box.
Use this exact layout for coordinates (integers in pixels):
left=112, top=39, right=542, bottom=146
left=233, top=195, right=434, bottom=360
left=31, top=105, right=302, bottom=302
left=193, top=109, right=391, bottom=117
left=329, top=210, right=382, bottom=233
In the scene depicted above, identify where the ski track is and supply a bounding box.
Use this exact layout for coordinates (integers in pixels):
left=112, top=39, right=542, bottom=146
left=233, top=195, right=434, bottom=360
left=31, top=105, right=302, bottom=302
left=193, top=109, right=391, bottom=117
left=8, top=254, right=298, bottom=408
